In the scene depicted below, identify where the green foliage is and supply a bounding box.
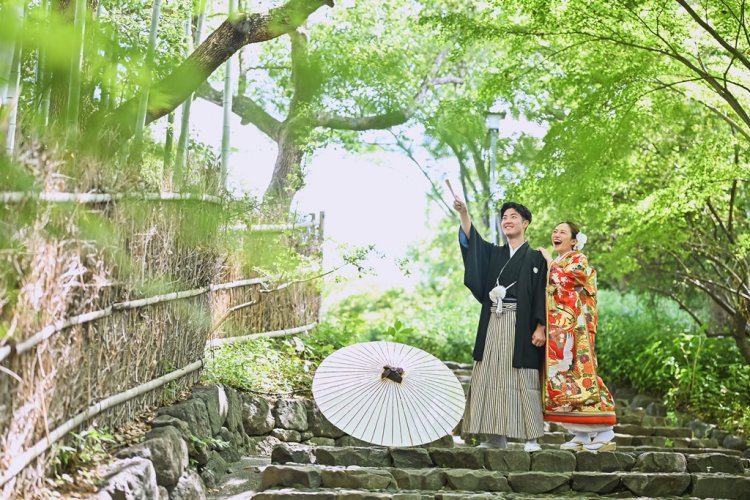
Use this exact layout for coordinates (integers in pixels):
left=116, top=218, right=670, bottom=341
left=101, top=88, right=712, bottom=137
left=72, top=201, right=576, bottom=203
left=422, top=0, right=750, bottom=363
left=187, top=433, right=230, bottom=451
left=200, top=319, right=364, bottom=394
left=597, top=291, right=750, bottom=434
left=50, top=427, right=114, bottom=476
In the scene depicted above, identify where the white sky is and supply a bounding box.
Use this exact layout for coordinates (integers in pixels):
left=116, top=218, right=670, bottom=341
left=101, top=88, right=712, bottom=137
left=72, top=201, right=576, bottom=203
left=174, top=99, right=453, bottom=303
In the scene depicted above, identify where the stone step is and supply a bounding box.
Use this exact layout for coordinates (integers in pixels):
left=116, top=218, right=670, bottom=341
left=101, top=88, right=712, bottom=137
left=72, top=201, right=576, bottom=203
left=271, top=444, right=748, bottom=474
left=444, top=361, right=473, bottom=371
left=258, top=464, right=750, bottom=498
left=535, top=442, right=744, bottom=457
left=613, top=424, right=693, bottom=437
left=538, top=431, right=692, bottom=447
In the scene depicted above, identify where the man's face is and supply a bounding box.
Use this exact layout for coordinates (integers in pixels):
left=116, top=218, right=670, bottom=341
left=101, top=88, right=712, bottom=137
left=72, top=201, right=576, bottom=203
left=501, top=208, right=529, bottom=238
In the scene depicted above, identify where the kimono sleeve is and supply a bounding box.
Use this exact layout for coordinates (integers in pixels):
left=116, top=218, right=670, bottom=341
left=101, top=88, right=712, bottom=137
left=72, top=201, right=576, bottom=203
left=570, top=254, right=597, bottom=296
left=530, top=251, right=548, bottom=327
left=459, top=224, right=493, bottom=303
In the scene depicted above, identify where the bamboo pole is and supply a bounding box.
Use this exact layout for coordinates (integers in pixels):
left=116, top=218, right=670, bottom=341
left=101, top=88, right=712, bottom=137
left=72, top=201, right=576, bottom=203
left=220, top=0, right=236, bottom=189
left=133, top=0, right=163, bottom=154
left=175, top=0, right=206, bottom=185
left=111, top=288, right=207, bottom=310
left=209, top=277, right=265, bottom=291
left=206, top=322, right=317, bottom=347
left=163, top=112, right=175, bottom=176
left=36, top=0, right=51, bottom=127
left=0, top=0, right=22, bottom=104
left=0, top=360, right=203, bottom=488
left=0, top=277, right=269, bottom=364
left=208, top=299, right=257, bottom=336
left=65, top=0, right=87, bottom=139
left=5, top=31, right=23, bottom=155
left=1, top=307, right=114, bottom=362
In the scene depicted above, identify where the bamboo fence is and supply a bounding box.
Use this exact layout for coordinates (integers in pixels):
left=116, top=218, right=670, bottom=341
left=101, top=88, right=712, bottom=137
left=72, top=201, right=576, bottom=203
left=0, top=189, right=324, bottom=495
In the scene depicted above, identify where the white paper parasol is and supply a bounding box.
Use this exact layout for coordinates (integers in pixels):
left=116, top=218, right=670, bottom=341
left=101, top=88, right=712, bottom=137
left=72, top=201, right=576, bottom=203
left=312, top=341, right=465, bottom=447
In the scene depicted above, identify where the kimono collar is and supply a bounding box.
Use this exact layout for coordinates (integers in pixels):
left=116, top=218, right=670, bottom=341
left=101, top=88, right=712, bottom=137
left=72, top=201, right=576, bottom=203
left=508, top=241, right=529, bottom=260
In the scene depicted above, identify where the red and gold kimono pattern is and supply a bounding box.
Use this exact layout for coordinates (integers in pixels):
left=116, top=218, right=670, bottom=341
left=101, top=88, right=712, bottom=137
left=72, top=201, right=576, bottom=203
left=543, top=252, right=616, bottom=425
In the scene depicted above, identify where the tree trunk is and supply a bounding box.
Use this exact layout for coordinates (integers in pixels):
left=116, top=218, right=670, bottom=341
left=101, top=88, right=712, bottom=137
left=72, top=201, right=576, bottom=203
left=733, top=306, right=750, bottom=365
left=262, top=125, right=305, bottom=214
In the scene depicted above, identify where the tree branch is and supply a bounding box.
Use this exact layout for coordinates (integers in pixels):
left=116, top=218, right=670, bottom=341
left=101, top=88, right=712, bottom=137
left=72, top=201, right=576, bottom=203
left=386, top=131, right=455, bottom=220
left=92, top=0, right=333, bottom=145
left=289, top=30, right=320, bottom=117
left=315, top=111, right=410, bottom=130
left=197, top=84, right=282, bottom=140
left=648, top=286, right=705, bottom=328
left=675, top=0, right=750, bottom=73
left=706, top=197, right=735, bottom=243
left=313, top=48, right=460, bottom=131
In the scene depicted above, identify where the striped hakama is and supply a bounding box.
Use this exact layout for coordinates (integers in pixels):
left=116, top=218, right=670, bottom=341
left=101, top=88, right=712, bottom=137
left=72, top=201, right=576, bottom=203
left=462, top=303, right=544, bottom=439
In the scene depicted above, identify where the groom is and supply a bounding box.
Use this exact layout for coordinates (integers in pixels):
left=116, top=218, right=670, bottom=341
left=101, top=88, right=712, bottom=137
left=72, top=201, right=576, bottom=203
left=454, top=197, right=547, bottom=451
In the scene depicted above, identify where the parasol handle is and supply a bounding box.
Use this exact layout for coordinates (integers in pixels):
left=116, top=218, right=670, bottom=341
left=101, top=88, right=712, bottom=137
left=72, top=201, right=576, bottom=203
left=382, top=365, right=404, bottom=384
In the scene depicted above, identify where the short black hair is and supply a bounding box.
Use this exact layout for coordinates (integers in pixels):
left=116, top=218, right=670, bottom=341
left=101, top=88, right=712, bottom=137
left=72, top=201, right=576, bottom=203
left=500, top=202, right=532, bottom=223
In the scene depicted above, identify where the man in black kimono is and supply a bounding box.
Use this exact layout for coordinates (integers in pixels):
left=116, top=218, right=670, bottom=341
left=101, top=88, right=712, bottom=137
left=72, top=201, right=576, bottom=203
left=454, top=197, right=547, bottom=451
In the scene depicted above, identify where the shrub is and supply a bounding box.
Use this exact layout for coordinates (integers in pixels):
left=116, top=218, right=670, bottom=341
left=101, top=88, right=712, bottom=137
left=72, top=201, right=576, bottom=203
left=596, top=291, right=750, bottom=435
left=200, top=317, right=363, bottom=394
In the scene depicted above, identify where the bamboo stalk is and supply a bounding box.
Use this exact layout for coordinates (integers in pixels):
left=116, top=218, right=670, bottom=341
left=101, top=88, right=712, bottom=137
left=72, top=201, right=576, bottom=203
left=0, top=360, right=203, bottom=488
left=2, top=0, right=23, bottom=154
left=36, top=0, right=51, bottom=127
left=175, top=0, right=206, bottom=185
left=65, top=0, right=87, bottom=139
left=163, top=112, right=175, bottom=175
left=220, top=0, right=236, bottom=189
left=0, top=0, right=22, bottom=104
left=5, top=34, right=23, bottom=155
left=133, top=0, right=163, bottom=153
left=206, top=322, right=317, bottom=347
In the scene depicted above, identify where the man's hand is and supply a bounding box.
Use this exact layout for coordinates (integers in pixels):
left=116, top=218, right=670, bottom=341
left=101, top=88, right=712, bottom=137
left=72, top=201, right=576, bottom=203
left=453, top=197, right=468, bottom=215
left=454, top=196, right=472, bottom=239
left=537, top=247, right=553, bottom=264
left=531, top=325, right=546, bottom=347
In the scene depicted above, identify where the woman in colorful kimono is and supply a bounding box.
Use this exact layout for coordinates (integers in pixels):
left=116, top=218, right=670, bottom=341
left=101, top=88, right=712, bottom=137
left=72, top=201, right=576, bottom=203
left=538, top=222, right=617, bottom=452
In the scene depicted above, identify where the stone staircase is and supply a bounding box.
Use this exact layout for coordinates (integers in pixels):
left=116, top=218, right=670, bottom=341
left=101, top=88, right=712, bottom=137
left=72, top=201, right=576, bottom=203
left=211, top=362, right=750, bottom=499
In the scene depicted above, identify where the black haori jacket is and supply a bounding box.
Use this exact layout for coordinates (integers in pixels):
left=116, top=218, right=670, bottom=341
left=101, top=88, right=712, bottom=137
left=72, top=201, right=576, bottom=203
left=459, top=224, right=548, bottom=368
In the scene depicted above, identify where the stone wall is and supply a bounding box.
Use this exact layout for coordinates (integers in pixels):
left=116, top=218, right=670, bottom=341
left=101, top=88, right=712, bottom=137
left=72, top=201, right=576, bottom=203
left=93, top=384, right=365, bottom=499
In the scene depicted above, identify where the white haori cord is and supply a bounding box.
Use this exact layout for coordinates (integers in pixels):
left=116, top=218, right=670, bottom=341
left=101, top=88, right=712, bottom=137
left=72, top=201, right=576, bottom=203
left=489, top=280, right=517, bottom=315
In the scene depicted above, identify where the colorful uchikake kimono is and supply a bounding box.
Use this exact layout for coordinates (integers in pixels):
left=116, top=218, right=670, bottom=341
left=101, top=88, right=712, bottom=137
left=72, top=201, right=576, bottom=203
left=542, top=251, right=616, bottom=427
